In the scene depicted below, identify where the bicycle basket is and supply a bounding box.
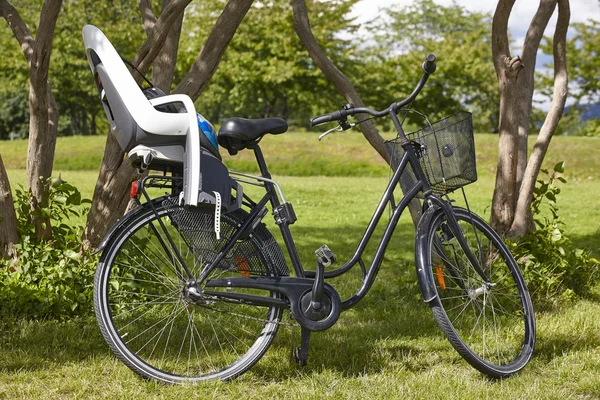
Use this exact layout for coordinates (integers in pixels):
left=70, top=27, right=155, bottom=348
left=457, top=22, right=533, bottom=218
left=387, top=111, right=477, bottom=196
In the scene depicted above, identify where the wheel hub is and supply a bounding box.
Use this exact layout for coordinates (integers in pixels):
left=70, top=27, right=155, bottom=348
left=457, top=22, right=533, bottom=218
left=467, top=282, right=496, bottom=300
left=182, top=281, right=212, bottom=305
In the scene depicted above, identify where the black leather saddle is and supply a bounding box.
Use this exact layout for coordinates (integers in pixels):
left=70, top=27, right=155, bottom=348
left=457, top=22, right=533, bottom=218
left=218, top=117, right=288, bottom=155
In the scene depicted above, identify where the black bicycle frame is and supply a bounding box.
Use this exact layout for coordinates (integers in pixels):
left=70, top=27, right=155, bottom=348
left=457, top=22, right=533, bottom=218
left=230, top=115, right=431, bottom=310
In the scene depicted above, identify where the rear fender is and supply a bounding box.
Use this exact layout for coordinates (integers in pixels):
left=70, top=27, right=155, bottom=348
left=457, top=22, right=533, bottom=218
left=92, top=197, right=166, bottom=255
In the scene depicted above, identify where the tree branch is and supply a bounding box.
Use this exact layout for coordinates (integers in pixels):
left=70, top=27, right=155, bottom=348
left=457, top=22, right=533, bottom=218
left=30, top=0, right=63, bottom=88
left=292, top=0, right=425, bottom=226
left=0, top=0, right=35, bottom=63
left=292, top=0, right=389, bottom=164
left=491, top=0, right=516, bottom=75
left=139, top=0, right=157, bottom=37
left=174, top=0, right=255, bottom=100
left=152, top=0, right=183, bottom=92
left=514, top=0, right=556, bottom=204
left=131, top=0, right=192, bottom=76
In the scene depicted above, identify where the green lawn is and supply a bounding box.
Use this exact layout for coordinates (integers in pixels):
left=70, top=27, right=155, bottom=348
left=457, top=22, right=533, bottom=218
left=1, top=133, right=600, bottom=398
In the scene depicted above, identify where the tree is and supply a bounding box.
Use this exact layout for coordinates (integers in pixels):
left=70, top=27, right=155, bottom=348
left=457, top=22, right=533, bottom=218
left=491, top=0, right=570, bottom=236
left=292, top=0, right=425, bottom=226
left=0, top=0, right=63, bottom=241
left=83, top=0, right=256, bottom=249
left=185, top=0, right=358, bottom=124
left=361, top=0, right=499, bottom=132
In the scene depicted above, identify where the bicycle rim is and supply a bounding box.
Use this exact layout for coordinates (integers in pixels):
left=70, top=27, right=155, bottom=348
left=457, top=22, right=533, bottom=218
left=94, top=200, right=284, bottom=383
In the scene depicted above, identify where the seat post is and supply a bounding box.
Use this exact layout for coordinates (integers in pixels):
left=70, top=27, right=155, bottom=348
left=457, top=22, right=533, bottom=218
left=249, top=144, right=272, bottom=179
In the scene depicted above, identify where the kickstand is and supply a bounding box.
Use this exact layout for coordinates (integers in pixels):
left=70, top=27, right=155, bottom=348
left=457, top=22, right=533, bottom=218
left=292, top=327, right=311, bottom=366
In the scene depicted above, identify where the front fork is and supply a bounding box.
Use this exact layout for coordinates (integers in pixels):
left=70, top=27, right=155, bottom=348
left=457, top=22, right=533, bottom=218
left=416, top=197, right=489, bottom=303
left=427, top=197, right=488, bottom=281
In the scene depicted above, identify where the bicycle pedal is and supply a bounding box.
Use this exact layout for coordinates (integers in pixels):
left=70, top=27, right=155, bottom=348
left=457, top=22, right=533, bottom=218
left=315, top=245, right=336, bottom=267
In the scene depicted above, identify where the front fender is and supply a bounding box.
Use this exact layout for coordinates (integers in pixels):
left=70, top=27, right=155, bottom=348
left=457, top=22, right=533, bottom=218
left=414, top=205, right=440, bottom=303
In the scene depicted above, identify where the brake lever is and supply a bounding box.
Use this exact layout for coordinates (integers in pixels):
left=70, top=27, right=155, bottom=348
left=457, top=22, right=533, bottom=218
left=318, top=122, right=355, bottom=141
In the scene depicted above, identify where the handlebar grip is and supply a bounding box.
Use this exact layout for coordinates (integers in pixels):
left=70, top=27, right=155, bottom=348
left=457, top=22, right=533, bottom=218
left=422, top=53, right=437, bottom=75
left=310, top=110, right=343, bottom=127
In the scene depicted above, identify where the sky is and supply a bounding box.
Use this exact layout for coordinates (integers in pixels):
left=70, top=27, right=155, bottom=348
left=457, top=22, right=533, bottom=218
left=350, top=0, right=600, bottom=108
left=351, top=0, right=600, bottom=43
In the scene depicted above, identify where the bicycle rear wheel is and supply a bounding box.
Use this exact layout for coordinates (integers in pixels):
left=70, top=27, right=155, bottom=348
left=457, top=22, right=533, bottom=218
left=94, top=196, right=288, bottom=383
left=417, top=206, right=535, bottom=378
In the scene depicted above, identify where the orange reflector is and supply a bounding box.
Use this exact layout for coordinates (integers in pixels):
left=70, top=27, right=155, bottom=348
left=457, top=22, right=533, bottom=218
left=234, top=256, right=251, bottom=277
left=130, top=181, right=139, bottom=198
left=435, top=265, right=446, bottom=290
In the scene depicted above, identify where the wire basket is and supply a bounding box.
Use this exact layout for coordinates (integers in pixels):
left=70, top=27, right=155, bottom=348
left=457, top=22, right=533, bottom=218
left=387, top=111, right=477, bottom=196
left=162, top=197, right=289, bottom=277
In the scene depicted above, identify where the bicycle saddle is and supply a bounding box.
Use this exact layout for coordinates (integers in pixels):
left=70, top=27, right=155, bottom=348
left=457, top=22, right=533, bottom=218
left=218, top=117, right=288, bottom=155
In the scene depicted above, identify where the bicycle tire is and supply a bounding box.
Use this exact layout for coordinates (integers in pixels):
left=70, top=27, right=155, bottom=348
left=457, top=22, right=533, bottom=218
left=416, top=206, right=535, bottom=378
left=94, top=196, right=286, bottom=383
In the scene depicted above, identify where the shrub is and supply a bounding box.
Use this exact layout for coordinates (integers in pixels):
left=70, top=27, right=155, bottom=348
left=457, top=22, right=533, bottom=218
left=0, top=177, right=96, bottom=319
left=509, top=162, right=600, bottom=303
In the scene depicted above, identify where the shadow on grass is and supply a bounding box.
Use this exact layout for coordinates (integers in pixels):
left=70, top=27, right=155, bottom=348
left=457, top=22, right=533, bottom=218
left=0, top=315, right=108, bottom=372
left=5, top=221, right=594, bottom=382
left=570, top=230, right=600, bottom=259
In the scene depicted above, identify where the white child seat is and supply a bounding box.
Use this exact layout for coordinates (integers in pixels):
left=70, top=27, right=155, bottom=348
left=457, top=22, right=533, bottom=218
left=82, top=24, right=202, bottom=207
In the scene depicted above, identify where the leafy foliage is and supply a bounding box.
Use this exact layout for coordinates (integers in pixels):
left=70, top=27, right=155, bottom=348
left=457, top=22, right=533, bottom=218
left=358, top=0, right=499, bottom=132
left=509, top=162, right=600, bottom=302
left=0, top=89, right=29, bottom=140
left=183, top=0, right=359, bottom=125
left=0, top=178, right=96, bottom=318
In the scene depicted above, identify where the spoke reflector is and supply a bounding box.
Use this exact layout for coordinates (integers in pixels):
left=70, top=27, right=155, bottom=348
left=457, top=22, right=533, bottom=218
left=235, top=256, right=251, bottom=277
left=435, top=265, right=446, bottom=290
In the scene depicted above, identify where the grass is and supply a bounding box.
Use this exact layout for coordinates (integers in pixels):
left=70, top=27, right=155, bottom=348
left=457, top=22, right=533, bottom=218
left=1, top=133, right=600, bottom=398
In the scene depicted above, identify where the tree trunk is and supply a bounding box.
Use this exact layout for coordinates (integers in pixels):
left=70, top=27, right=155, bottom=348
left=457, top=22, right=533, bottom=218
left=82, top=132, right=137, bottom=250
left=510, top=0, right=569, bottom=237
left=291, top=0, right=422, bottom=226
left=0, top=155, right=18, bottom=259
left=1, top=0, right=62, bottom=241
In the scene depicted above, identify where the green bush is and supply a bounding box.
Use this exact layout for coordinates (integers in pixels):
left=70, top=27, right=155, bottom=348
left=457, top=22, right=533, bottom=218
left=0, top=177, right=96, bottom=319
left=509, top=162, right=600, bottom=302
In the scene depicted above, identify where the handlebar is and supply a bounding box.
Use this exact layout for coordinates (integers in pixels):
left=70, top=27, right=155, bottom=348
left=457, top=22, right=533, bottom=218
left=310, top=53, right=436, bottom=127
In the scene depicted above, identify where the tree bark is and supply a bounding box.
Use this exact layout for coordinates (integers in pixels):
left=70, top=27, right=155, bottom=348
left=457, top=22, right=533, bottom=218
left=152, top=0, right=184, bottom=92
left=0, top=155, right=18, bottom=259
left=173, top=0, right=255, bottom=99
left=1, top=0, right=62, bottom=241
left=292, top=0, right=423, bottom=226
left=510, top=0, right=569, bottom=237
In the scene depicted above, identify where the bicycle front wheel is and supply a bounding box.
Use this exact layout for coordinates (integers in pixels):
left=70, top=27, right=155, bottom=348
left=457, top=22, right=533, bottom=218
left=94, top=196, right=287, bottom=383
left=417, top=206, right=535, bottom=378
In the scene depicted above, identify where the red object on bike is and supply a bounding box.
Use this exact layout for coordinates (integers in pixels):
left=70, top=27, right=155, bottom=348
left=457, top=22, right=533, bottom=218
left=130, top=181, right=139, bottom=198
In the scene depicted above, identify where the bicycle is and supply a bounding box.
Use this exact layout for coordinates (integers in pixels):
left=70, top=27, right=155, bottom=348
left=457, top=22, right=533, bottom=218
left=83, top=25, right=535, bottom=384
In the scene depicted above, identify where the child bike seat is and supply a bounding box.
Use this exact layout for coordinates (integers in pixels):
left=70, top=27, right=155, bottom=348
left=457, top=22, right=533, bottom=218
left=218, top=117, right=288, bottom=155
left=82, top=24, right=208, bottom=207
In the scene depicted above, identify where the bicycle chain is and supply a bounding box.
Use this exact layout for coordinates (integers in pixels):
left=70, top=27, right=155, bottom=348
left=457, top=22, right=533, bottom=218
left=198, top=304, right=300, bottom=328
